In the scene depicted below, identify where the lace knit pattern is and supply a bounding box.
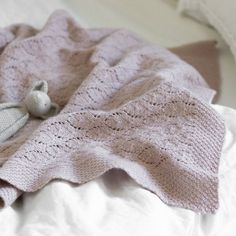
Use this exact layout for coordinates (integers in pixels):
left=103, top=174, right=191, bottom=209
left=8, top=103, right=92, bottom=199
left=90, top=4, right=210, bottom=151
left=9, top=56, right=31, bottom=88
left=0, top=10, right=225, bottom=213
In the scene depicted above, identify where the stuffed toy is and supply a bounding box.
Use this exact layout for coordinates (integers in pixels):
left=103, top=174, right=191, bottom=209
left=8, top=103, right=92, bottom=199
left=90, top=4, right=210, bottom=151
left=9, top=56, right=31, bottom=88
left=0, top=80, right=59, bottom=143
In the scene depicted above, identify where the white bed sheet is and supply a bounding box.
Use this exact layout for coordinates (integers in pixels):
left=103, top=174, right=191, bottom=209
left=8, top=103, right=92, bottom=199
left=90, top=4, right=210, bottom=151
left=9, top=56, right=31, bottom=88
left=0, top=1, right=236, bottom=235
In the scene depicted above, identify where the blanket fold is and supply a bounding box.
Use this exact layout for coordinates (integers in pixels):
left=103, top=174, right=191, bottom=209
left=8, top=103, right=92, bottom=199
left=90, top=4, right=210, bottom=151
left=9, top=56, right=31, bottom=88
left=0, top=10, right=224, bottom=213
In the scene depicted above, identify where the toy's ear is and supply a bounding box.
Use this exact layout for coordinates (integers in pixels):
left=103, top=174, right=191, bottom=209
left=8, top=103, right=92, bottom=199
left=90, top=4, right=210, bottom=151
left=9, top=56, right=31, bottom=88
left=31, top=80, right=48, bottom=93
left=40, top=103, right=59, bottom=119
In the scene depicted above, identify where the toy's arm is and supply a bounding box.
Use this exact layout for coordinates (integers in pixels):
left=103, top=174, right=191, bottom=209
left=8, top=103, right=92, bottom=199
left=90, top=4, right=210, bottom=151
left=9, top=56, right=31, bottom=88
left=0, top=103, right=29, bottom=143
left=0, top=103, right=22, bottom=110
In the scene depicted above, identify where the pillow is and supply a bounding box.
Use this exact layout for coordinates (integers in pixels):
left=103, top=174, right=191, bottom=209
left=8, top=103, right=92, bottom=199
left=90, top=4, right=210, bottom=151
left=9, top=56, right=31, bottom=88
left=178, top=0, right=236, bottom=62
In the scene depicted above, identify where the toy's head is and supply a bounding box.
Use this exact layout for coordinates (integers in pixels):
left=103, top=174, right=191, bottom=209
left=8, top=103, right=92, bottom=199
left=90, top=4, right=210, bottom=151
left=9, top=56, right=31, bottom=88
left=24, top=80, right=59, bottom=119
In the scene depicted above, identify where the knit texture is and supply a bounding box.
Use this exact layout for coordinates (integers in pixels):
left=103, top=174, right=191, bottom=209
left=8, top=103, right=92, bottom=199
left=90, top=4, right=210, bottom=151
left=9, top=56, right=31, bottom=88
left=0, top=103, right=28, bottom=143
left=0, top=10, right=225, bottom=213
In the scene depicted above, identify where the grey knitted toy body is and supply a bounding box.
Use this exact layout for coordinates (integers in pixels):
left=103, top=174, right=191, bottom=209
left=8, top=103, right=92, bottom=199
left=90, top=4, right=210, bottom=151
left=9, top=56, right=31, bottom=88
left=0, top=81, right=59, bottom=143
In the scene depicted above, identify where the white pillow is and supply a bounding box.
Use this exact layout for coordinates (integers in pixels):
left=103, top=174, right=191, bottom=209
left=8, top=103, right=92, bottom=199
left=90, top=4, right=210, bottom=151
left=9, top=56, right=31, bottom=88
left=178, top=0, right=236, bottom=61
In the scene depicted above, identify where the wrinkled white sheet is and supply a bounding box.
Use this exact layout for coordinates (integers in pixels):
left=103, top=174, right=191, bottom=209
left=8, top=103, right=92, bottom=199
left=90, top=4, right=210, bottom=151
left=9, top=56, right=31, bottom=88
left=0, top=104, right=236, bottom=236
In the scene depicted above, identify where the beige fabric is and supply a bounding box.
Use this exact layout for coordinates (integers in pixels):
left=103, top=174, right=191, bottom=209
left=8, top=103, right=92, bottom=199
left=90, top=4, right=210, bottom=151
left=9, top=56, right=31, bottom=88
left=170, top=40, right=221, bottom=102
left=0, top=10, right=224, bottom=214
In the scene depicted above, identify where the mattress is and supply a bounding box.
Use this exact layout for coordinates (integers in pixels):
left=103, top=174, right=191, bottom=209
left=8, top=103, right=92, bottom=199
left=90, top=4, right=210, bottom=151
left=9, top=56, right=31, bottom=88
left=0, top=0, right=235, bottom=235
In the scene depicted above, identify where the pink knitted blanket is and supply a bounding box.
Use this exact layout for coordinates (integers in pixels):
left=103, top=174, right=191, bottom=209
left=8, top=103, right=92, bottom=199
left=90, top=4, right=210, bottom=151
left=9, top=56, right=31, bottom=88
left=0, top=10, right=225, bottom=213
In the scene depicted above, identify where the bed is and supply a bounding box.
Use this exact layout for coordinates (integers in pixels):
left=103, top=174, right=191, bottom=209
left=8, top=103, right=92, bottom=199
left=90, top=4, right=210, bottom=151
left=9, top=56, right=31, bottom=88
left=0, top=0, right=236, bottom=235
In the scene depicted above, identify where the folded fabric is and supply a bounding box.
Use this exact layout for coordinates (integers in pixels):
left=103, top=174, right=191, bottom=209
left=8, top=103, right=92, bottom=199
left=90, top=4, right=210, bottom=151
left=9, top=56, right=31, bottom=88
left=0, top=10, right=225, bottom=213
